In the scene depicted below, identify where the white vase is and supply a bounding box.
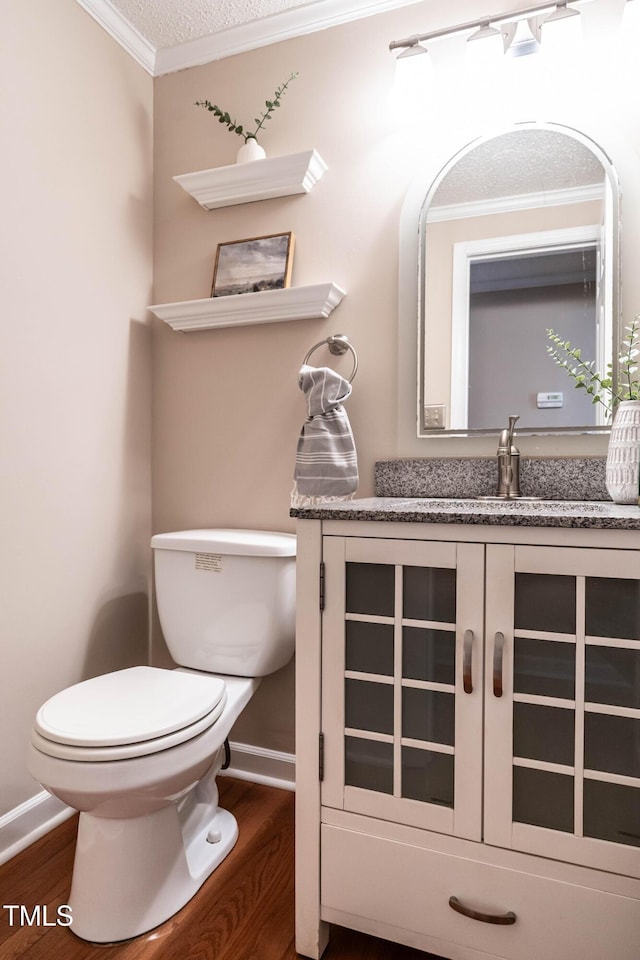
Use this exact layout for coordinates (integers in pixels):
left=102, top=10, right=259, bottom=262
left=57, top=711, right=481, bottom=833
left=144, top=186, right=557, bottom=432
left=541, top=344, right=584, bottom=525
left=605, top=399, right=640, bottom=503
left=236, top=139, right=266, bottom=163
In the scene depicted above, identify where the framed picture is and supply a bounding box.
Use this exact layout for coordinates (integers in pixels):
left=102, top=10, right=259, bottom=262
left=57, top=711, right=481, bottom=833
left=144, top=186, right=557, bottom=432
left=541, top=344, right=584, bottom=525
left=211, top=232, right=295, bottom=298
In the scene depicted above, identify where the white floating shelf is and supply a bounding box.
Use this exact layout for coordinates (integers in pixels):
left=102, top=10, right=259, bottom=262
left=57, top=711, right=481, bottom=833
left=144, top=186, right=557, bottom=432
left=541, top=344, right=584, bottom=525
left=173, top=149, right=328, bottom=210
left=149, top=282, right=346, bottom=333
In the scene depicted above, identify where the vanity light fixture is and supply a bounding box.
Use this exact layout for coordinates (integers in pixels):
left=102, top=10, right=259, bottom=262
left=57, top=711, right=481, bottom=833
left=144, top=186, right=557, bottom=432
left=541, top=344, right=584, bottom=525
left=389, top=0, right=585, bottom=61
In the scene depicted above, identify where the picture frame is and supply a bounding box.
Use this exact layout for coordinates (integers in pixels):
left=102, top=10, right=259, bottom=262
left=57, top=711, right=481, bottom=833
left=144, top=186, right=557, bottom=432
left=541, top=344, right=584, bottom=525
left=211, top=232, right=295, bottom=298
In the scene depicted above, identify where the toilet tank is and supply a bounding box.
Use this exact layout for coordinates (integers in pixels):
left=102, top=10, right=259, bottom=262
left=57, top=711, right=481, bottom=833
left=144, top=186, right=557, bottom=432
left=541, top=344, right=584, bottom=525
left=151, top=529, right=296, bottom=677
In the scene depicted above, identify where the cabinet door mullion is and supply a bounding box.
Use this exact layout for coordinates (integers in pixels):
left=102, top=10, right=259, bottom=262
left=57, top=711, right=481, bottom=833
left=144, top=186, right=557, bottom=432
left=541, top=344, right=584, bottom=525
left=574, top=575, right=586, bottom=839
left=393, top=563, right=403, bottom=799
left=483, top=543, right=515, bottom=848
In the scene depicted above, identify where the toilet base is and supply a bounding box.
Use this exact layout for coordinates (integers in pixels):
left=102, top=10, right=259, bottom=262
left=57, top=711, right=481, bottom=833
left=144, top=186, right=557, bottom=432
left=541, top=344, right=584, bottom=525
left=68, top=764, right=237, bottom=942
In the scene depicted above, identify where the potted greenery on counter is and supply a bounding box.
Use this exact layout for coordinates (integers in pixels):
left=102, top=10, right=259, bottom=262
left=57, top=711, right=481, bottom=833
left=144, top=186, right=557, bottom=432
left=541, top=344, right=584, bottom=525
left=195, top=72, right=298, bottom=163
left=547, top=317, right=640, bottom=503
left=547, top=315, right=640, bottom=416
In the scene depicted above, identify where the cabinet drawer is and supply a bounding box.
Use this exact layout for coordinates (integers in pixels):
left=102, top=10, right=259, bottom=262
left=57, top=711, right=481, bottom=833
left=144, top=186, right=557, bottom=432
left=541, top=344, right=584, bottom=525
left=321, top=824, right=640, bottom=960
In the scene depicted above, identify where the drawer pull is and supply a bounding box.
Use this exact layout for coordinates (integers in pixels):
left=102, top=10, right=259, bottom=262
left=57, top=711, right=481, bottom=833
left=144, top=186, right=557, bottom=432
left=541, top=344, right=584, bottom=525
left=449, top=896, right=516, bottom=925
left=463, top=629, right=473, bottom=694
left=493, top=631, right=505, bottom=698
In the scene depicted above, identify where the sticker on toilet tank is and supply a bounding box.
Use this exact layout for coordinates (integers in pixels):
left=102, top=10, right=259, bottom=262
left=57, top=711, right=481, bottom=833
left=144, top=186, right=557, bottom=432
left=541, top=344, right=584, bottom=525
left=195, top=552, right=223, bottom=572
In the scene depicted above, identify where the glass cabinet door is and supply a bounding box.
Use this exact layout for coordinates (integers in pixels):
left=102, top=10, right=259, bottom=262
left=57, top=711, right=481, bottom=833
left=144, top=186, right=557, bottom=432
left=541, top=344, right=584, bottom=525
left=484, top=544, right=640, bottom=879
left=321, top=537, right=484, bottom=840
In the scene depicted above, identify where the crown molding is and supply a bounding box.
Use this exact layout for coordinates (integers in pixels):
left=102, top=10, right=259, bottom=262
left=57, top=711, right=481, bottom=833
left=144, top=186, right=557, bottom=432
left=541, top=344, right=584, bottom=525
left=77, top=0, right=425, bottom=76
left=427, top=183, right=605, bottom=223
left=153, top=0, right=425, bottom=75
left=75, top=0, right=156, bottom=74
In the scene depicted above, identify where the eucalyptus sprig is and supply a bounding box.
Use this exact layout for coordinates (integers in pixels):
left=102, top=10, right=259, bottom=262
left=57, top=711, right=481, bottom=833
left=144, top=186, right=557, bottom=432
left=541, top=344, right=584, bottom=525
left=618, top=315, right=640, bottom=402
left=546, top=314, right=640, bottom=417
left=195, top=72, right=298, bottom=144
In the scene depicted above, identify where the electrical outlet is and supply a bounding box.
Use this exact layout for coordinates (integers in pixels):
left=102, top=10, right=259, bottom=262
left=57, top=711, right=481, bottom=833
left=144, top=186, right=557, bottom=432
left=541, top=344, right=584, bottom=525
left=423, top=404, right=446, bottom=429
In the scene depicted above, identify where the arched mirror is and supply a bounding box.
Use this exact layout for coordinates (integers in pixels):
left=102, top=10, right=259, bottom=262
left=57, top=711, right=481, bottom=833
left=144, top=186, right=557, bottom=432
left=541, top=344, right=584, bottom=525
left=418, top=122, right=620, bottom=436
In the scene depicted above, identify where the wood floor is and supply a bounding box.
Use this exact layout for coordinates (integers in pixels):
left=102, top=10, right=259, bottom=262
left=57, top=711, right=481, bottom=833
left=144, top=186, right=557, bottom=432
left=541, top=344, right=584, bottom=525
left=0, top=778, right=438, bottom=960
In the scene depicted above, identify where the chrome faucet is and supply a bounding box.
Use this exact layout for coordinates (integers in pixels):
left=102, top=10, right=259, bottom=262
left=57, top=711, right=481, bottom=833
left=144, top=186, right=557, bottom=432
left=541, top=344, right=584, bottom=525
left=496, top=415, right=522, bottom=499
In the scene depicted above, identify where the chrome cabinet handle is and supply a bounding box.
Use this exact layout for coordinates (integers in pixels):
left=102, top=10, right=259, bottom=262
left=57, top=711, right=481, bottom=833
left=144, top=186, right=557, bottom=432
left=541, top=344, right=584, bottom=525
left=493, top=631, right=505, bottom=698
left=463, top=629, right=473, bottom=694
left=449, top=896, right=516, bottom=925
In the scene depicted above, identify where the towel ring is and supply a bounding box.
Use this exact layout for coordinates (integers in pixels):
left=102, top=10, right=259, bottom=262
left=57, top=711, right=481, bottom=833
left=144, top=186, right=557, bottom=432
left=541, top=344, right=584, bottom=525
left=303, top=334, right=358, bottom=383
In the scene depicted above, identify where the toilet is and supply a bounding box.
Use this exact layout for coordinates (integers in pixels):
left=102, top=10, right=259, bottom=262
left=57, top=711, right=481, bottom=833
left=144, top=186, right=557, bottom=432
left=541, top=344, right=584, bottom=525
left=28, top=529, right=296, bottom=943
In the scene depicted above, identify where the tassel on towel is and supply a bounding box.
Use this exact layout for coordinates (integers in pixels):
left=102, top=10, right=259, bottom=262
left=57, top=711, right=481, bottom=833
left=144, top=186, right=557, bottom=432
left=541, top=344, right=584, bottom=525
left=291, top=364, right=358, bottom=507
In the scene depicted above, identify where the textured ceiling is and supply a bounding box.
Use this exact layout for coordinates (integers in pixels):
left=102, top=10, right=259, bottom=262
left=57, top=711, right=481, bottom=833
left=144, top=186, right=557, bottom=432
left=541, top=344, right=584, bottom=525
left=432, top=129, right=606, bottom=207
left=104, top=0, right=347, bottom=49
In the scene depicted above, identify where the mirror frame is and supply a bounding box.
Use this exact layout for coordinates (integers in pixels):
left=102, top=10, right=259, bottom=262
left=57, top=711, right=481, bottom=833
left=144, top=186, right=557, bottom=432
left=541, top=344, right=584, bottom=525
left=412, top=121, right=621, bottom=439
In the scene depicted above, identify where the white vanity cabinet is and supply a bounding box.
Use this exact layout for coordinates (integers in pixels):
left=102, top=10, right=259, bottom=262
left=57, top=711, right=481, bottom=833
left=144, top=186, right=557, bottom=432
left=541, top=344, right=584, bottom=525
left=294, top=518, right=640, bottom=960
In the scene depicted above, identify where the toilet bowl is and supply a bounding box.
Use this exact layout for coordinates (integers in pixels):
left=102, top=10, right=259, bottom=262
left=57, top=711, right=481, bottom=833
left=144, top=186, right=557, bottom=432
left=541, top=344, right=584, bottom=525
left=28, top=530, right=296, bottom=943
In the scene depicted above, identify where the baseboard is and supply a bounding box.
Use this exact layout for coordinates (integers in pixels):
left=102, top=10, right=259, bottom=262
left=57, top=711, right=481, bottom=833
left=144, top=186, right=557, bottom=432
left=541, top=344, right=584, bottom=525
left=221, top=740, right=296, bottom=792
left=0, top=791, right=74, bottom=866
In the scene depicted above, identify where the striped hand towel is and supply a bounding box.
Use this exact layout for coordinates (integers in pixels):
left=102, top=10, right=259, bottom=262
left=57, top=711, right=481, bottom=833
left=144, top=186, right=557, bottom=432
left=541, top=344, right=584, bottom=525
left=291, top=364, right=358, bottom=507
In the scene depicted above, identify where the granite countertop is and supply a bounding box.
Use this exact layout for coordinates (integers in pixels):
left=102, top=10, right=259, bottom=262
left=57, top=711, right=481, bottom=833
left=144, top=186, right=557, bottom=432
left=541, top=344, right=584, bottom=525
left=290, top=497, right=640, bottom=529
left=290, top=457, right=640, bottom=529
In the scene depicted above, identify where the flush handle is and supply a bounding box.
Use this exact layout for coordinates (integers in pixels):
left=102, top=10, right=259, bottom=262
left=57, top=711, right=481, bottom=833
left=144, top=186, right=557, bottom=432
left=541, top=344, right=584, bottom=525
left=493, top=631, right=505, bottom=698
left=463, top=629, right=474, bottom=694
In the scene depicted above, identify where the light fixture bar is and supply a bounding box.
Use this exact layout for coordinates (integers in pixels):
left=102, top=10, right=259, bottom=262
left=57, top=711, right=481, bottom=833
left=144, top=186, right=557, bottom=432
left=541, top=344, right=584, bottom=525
left=389, top=0, right=582, bottom=53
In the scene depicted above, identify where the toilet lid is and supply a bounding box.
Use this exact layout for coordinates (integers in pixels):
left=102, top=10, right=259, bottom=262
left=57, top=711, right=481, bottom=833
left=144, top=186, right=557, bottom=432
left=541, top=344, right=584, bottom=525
left=35, top=667, right=226, bottom=748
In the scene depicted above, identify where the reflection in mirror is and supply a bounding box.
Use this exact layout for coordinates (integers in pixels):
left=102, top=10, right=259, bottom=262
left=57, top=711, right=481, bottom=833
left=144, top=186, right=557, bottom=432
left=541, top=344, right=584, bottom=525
left=419, top=123, right=620, bottom=436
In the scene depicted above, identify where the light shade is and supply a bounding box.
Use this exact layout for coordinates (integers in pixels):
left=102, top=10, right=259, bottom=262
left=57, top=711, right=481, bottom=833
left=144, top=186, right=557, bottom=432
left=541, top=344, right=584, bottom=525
left=505, top=17, right=541, bottom=57
left=466, top=22, right=504, bottom=66
left=388, top=42, right=434, bottom=119
left=544, top=0, right=580, bottom=23
left=394, top=41, right=433, bottom=84
left=541, top=2, right=582, bottom=51
left=623, top=0, right=640, bottom=28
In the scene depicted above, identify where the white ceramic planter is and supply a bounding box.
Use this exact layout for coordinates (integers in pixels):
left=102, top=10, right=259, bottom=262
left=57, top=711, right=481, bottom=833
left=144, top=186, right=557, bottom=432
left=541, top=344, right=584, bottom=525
left=605, top=399, right=640, bottom=503
left=236, top=138, right=266, bottom=163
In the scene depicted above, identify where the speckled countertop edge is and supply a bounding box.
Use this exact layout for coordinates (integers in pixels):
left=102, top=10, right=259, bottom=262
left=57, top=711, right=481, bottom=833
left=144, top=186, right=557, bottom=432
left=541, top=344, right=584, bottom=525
left=290, top=497, right=640, bottom=529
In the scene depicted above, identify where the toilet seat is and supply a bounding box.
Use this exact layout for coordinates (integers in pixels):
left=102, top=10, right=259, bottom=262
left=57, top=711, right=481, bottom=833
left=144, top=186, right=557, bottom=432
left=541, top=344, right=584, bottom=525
left=32, top=666, right=227, bottom=762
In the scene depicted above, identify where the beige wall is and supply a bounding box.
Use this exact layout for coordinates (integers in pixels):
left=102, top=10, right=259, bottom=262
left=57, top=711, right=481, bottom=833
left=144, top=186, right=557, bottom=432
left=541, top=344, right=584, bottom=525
left=151, top=2, right=436, bottom=750
left=0, top=0, right=153, bottom=815
left=152, top=0, right=639, bottom=753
